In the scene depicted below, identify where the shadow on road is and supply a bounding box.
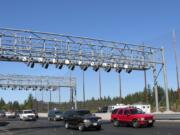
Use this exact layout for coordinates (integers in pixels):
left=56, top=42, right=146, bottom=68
left=0, top=125, right=63, bottom=133
left=0, top=121, right=9, bottom=126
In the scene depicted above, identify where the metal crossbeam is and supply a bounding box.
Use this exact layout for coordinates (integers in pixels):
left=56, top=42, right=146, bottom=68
left=0, top=74, right=76, bottom=91
left=0, top=28, right=162, bottom=71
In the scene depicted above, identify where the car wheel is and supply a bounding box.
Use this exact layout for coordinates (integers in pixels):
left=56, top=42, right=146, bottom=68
left=65, top=122, right=69, bottom=129
left=48, top=117, right=51, bottom=121
left=96, top=125, right=101, bottom=130
left=113, top=120, right=120, bottom=127
left=148, top=123, right=154, bottom=127
left=53, top=117, right=57, bottom=121
left=132, top=120, right=139, bottom=128
left=78, top=124, right=84, bottom=131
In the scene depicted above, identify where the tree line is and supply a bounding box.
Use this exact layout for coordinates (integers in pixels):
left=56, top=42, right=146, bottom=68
left=0, top=85, right=179, bottom=112
left=0, top=94, right=34, bottom=111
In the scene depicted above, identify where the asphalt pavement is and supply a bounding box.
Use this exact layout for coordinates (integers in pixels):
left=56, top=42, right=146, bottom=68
left=0, top=118, right=180, bottom=135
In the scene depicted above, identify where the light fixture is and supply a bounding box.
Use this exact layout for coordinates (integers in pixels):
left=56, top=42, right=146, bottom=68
left=38, top=57, right=43, bottom=62
left=116, top=68, right=122, bottom=73
left=30, top=61, right=35, bottom=68
left=56, top=63, right=63, bottom=69
left=91, top=62, right=95, bottom=66
left=65, top=59, right=70, bottom=65
left=44, top=62, right=49, bottom=69
left=80, top=65, right=88, bottom=71
left=114, top=64, right=118, bottom=68
left=52, top=58, right=56, bottom=64
left=68, top=64, right=75, bottom=70
left=27, top=60, right=31, bottom=67
left=124, top=64, right=128, bottom=69
left=42, top=60, right=49, bottom=69
left=93, top=65, right=99, bottom=72
left=126, top=68, right=132, bottom=73
left=104, top=67, right=111, bottom=72
left=27, top=58, right=35, bottom=68
left=102, top=62, right=107, bottom=67
left=78, top=60, right=82, bottom=65
left=22, top=56, right=27, bottom=62
left=103, top=63, right=111, bottom=72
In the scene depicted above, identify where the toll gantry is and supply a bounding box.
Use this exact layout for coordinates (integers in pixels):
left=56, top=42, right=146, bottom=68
left=0, top=27, right=169, bottom=111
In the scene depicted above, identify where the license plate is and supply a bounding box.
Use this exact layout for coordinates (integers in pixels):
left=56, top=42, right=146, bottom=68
left=149, top=120, right=152, bottom=123
left=93, top=123, right=97, bottom=126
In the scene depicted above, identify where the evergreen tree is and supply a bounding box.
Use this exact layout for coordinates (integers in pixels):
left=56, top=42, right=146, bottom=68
left=24, top=94, right=34, bottom=109
left=0, top=98, right=6, bottom=109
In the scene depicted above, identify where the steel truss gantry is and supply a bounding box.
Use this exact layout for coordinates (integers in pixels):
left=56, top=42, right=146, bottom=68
left=0, top=74, right=76, bottom=90
left=0, top=27, right=169, bottom=111
left=0, top=28, right=162, bottom=71
left=0, top=74, right=77, bottom=109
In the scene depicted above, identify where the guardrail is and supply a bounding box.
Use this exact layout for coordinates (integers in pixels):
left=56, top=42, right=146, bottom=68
left=37, top=112, right=180, bottom=120
left=154, top=114, right=180, bottom=120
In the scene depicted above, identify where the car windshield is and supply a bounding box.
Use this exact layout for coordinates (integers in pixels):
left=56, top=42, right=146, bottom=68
left=76, top=110, right=91, bottom=116
left=24, top=111, right=33, bottom=114
left=55, top=111, right=63, bottom=115
left=130, top=109, right=144, bottom=114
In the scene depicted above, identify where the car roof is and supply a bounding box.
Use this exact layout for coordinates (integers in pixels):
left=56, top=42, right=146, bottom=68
left=49, top=109, right=62, bottom=112
left=76, top=109, right=90, bottom=112
left=23, top=110, right=33, bottom=111
left=117, top=107, right=138, bottom=110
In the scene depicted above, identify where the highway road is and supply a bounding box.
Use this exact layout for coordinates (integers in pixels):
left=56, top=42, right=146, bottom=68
left=0, top=118, right=180, bottom=135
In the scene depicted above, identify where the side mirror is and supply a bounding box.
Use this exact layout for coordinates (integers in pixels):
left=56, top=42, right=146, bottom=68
left=92, top=114, right=96, bottom=116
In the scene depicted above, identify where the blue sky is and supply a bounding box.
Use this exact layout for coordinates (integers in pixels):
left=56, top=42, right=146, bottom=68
left=0, top=0, right=180, bottom=103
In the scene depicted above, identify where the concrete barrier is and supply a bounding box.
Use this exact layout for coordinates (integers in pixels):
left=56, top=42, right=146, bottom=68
left=38, top=112, right=180, bottom=121
left=38, top=113, right=48, bottom=118
left=94, top=113, right=111, bottom=120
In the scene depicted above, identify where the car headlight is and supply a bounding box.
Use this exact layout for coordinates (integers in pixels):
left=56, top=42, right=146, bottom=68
left=140, top=118, right=145, bottom=121
left=83, top=119, right=91, bottom=123
left=98, top=119, right=102, bottom=122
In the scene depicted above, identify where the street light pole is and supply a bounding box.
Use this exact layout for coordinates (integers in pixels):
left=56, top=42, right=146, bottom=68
left=118, top=73, right=122, bottom=102
left=99, top=69, right=102, bottom=99
left=172, top=30, right=180, bottom=110
left=161, top=47, right=170, bottom=111
left=144, top=70, right=148, bottom=103
left=153, top=66, right=159, bottom=112
left=83, top=70, right=85, bottom=105
left=59, top=88, right=61, bottom=105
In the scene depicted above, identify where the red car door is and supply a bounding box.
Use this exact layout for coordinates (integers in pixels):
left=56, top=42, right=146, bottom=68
left=116, top=109, right=123, bottom=122
left=121, top=109, right=131, bottom=123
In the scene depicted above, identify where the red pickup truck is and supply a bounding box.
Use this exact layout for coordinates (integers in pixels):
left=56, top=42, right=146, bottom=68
left=111, top=107, right=155, bottom=128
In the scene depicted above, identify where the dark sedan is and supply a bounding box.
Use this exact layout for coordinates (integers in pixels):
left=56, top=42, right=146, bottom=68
left=63, top=110, right=102, bottom=131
